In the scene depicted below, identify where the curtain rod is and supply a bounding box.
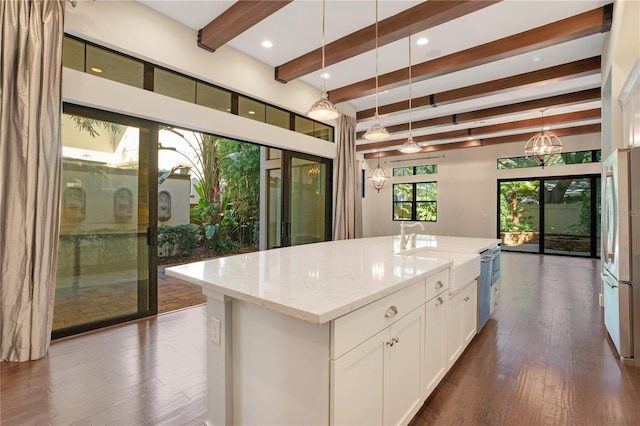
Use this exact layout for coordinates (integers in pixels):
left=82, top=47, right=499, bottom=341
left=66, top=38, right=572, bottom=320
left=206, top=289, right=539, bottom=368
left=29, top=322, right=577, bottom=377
left=389, top=155, right=445, bottom=163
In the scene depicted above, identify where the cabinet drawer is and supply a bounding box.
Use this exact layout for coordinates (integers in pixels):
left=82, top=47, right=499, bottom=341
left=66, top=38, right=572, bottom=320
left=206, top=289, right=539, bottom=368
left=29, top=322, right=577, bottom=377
left=331, top=280, right=425, bottom=359
left=425, top=269, right=449, bottom=301
left=490, top=281, right=500, bottom=314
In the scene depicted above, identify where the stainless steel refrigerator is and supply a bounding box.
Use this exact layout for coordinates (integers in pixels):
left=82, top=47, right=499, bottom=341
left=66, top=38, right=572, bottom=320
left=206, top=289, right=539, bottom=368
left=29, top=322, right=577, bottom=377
left=602, top=146, right=640, bottom=366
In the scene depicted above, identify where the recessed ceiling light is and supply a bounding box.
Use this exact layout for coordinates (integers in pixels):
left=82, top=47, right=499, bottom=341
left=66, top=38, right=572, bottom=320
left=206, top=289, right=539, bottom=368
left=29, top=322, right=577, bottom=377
left=542, top=126, right=550, bottom=131
left=532, top=54, right=543, bottom=62
left=467, top=136, right=473, bottom=140
left=248, top=110, right=256, bottom=115
left=90, top=67, right=103, bottom=73
left=320, top=72, right=330, bottom=79
left=416, top=38, right=429, bottom=46
left=261, top=40, right=273, bottom=48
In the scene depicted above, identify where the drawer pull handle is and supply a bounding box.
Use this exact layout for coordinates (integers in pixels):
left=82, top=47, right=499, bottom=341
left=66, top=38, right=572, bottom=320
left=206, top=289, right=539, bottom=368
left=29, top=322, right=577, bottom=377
left=464, top=297, right=470, bottom=302
left=385, top=306, right=398, bottom=318
left=435, top=281, right=444, bottom=289
left=435, top=297, right=444, bottom=306
left=386, top=337, right=399, bottom=346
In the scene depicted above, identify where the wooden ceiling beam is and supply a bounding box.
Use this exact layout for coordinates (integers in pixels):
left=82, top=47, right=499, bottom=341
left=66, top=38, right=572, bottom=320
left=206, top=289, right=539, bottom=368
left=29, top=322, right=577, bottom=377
left=357, top=56, right=601, bottom=122
left=364, top=124, right=601, bottom=158
left=357, top=109, right=600, bottom=152
left=355, top=88, right=601, bottom=139
left=274, top=1, right=500, bottom=83
left=198, top=1, right=293, bottom=52
left=332, top=4, right=613, bottom=103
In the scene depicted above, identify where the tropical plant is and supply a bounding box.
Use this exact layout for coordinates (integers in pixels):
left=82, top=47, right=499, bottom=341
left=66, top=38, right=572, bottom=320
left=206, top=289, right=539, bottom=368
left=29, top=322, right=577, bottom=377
left=158, top=224, right=201, bottom=260
left=159, top=128, right=222, bottom=207
left=70, top=115, right=122, bottom=138
left=158, top=128, right=260, bottom=254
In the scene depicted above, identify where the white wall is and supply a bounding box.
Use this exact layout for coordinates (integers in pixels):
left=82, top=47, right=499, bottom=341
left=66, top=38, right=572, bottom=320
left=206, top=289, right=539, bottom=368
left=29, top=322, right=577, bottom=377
left=63, top=0, right=353, bottom=160
left=158, top=175, right=191, bottom=227
left=361, top=133, right=602, bottom=239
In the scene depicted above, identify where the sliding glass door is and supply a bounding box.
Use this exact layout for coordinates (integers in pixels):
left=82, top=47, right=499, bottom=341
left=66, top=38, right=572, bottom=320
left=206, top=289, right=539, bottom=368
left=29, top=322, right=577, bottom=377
left=266, top=150, right=332, bottom=248
left=498, top=175, right=600, bottom=258
left=53, top=105, right=157, bottom=338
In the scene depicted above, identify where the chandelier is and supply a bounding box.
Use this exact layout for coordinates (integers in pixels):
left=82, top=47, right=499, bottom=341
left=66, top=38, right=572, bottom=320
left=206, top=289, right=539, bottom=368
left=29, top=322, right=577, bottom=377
left=367, top=155, right=389, bottom=193
left=523, top=110, right=562, bottom=167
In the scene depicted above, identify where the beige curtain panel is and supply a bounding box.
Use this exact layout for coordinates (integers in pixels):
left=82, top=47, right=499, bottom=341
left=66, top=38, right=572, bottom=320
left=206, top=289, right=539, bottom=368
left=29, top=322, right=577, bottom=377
left=333, top=115, right=363, bottom=240
left=1, top=0, right=65, bottom=362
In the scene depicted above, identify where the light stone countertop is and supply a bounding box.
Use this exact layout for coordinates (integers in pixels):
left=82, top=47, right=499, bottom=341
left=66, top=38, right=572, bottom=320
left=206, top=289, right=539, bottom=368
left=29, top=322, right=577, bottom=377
left=166, top=236, right=459, bottom=324
left=400, top=234, right=501, bottom=254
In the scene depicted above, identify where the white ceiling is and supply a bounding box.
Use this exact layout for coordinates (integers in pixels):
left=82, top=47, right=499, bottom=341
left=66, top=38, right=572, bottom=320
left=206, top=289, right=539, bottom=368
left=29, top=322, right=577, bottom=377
left=136, top=0, right=609, bottom=153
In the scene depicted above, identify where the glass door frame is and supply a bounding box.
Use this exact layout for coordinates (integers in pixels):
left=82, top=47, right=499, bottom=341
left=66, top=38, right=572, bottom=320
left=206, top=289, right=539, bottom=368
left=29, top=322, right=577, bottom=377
left=281, top=151, right=333, bottom=247
left=497, top=173, right=601, bottom=258
left=53, top=103, right=158, bottom=339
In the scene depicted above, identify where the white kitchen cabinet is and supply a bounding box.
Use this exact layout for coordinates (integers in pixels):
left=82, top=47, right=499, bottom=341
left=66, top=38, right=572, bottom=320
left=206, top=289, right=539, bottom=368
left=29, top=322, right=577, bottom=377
left=332, top=306, right=424, bottom=426
left=620, top=61, right=640, bottom=147
left=423, top=293, right=447, bottom=398
left=446, top=280, right=478, bottom=368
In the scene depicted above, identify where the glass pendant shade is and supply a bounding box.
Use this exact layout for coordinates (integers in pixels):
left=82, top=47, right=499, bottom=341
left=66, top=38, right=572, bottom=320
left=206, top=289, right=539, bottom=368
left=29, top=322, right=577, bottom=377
left=399, top=136, right=421, bottom=154
left=307, top=93, right=340, bottom=121
left=367, top=157, right=389, bottom=192
left=364, top=116, right=390, bottom=140
left=524, top=131, right=563, bottom=166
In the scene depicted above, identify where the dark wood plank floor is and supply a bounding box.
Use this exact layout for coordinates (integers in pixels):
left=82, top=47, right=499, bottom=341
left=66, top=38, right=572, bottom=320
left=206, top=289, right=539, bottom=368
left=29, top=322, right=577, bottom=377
left=3, top=252, right=640, bottom=425
left=411, top=253, right=640, bottom=426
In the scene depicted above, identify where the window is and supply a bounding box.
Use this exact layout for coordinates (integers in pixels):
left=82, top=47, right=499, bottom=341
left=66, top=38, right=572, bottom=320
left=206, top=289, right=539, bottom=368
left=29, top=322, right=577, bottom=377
left=393, top=182, right=437, bottom=221
left=62, top=34, right=335, bottom=143
left=497, top=149, right=601, bottom=169
left=393, top=164, right=437, bottom=177
left=498, top=175, right=601, bottom=258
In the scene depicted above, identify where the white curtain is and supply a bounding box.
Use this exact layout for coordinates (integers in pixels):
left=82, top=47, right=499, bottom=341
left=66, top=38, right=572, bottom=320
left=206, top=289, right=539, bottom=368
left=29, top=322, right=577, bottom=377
left=333, top=115, right=363, bottom=240
left=1, top=0, right=65, bottom=361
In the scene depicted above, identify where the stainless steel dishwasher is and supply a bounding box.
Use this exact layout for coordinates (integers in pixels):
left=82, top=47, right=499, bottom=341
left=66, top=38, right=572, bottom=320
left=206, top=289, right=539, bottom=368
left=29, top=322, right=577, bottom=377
left=478, top=249, right=493, bottom=332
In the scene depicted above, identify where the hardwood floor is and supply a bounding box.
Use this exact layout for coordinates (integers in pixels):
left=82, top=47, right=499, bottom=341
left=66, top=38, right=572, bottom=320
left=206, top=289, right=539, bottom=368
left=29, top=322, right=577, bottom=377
left=3, top=252, right=640, bottom=425
left=411, top=253, right=640, bottom=425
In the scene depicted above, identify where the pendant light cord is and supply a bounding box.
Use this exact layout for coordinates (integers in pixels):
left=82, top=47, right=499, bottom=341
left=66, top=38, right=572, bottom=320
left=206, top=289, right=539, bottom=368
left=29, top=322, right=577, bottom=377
left=321, top=0, right=327, bottom=94
left=408, top=35, right=412, bottom=136
left=374, top=0, right=380, bottom=120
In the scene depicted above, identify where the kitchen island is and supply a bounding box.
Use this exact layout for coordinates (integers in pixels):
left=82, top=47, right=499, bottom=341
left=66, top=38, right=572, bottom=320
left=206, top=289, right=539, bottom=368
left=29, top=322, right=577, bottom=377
left=166, top=235, right=499, bottom=426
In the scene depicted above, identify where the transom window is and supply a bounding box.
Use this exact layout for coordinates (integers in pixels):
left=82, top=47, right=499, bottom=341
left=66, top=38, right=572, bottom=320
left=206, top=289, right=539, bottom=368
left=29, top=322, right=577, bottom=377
left=497, top=149, right=601, bottom=169
left=393, top=182, right=437, bottom=221
left=393, top=164, right=437, bottom=177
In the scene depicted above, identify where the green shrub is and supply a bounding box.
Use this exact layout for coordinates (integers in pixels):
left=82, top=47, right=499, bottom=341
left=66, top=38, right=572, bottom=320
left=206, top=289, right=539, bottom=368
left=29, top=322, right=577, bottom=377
left=158, top=224, right=201, bottom=260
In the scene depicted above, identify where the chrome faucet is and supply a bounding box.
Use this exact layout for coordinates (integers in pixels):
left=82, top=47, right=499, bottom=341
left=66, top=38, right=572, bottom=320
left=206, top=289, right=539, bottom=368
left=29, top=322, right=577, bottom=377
left=400, top=222, right=424, bottom=250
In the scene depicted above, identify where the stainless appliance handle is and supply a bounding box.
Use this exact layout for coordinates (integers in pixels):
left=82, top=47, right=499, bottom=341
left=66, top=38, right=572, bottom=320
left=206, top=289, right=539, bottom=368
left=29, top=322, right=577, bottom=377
left=604, top=167, right=616, bottom=261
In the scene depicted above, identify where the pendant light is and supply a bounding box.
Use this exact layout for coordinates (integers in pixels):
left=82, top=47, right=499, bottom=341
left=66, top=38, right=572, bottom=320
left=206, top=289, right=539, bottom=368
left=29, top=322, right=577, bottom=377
left=399, top=35, right=421, bottom=154
left=363, top=0, right=390, bottom=141
left=523, top=110, right=563, bottom=167
left=367, top=155, right=390, bottom=193
left=307, top=0, right=340, bottom=122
